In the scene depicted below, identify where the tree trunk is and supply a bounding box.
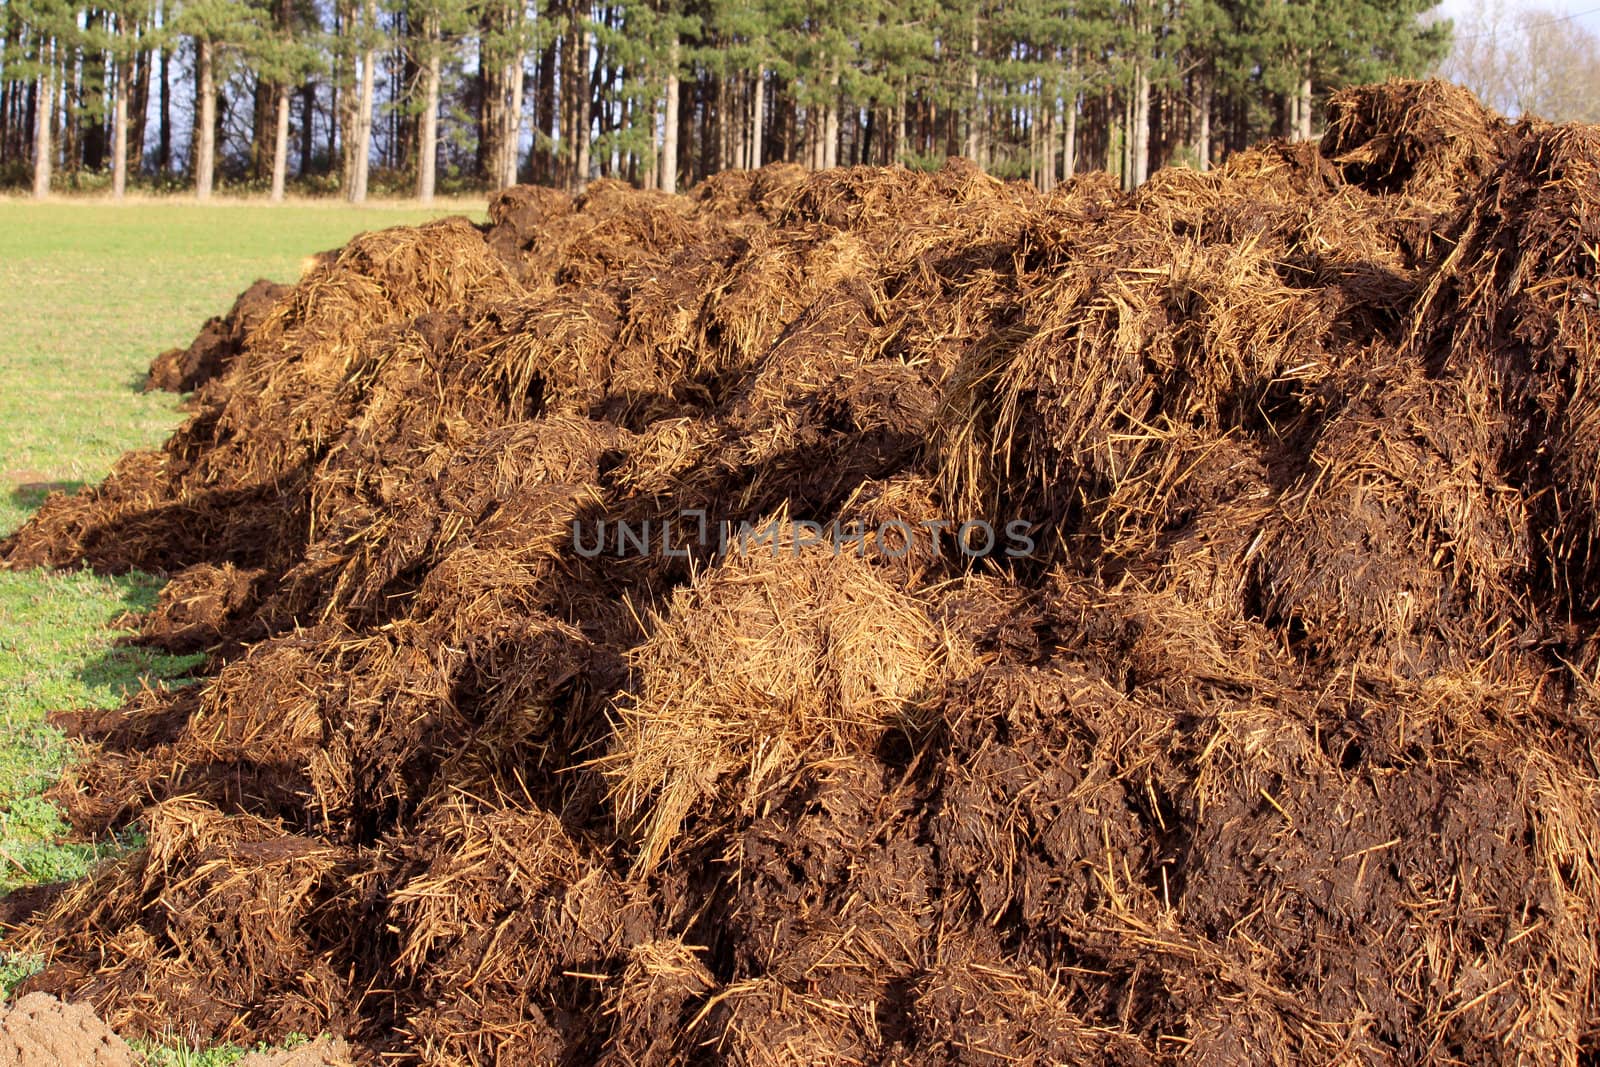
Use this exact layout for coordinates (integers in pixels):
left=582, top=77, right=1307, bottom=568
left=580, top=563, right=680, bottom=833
left=533, top=40, right=556, bottom=182
left=572, top=29, right=590, bottom=189
left=270, top=83, right=290, bottom=200
left=750, top=65, right=765, bottom=168
left=1131, top=63, right=1151, bottom=187
left=328, top=75, right=340, bottom=174
left=964, top=10, right=979, bottom=159
left=502, top=51, right=523, bottom=188
left=733, top=76, right=743, bottom=171
left=335, top=0, right=353, bottom=182
left=1063, top=89, right=1077, bottom=178
left=1112, top=88, right=1126, bottom=185
left=496, top=0, right=525, bottom=190
left=660, top=34, right=678, bottom=193
left=1041, top=89, right=1055, bottom=191
left=32, top=55, right=52, bottom=199
left=823, top=70, right=839, bottom=169
left=417, top=39, right=440, bottom=202
left=249, top=76, right=270, bottom=179
left=1027, top=96, right=1038, bottom=185
left=1297, top=76, right=1313, bottom=141
left=299, top=82, right=315, bottom=174
left=1149, top=85, right=1167, bottom=173
left=716, top=75, right=731, bottom=173
left=1194, top=76, right=1211, bottom=171
left=891, top=85, right=904, bottom=166
left=130, top=42, right=151, bottom=173
left=642, top=95, right=657, bottom=187
left=157, top=46, right=171, bottom=171
left=779, top=82, right=793, bottom=162
left=348, top=0, right=376, bottom=203
left=196, top=37, right=215, bottom=200
left=477, top=30, right=499, bottom=181
left=112, top=37, right=131, bottom=198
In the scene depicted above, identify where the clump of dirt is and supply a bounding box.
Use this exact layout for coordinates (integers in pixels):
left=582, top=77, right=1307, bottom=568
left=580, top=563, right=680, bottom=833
left=0, top=993, right=135, bottom=1067
left=5, top=81, right=1600, bottom=1064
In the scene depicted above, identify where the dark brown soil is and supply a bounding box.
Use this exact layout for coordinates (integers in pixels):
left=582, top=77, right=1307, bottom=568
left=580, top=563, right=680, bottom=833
left=4, top=80, right=1599, bottom=1065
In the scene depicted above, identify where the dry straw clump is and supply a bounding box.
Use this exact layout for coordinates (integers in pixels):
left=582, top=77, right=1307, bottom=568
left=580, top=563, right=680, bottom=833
left=5, top=80, right=1600, bottom=1064
left=608, top=527, right=938, bottom=873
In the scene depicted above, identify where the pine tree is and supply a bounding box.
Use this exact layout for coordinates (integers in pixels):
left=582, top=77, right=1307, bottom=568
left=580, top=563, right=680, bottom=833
left=407, top=0, right=471, bottom=201
left=249, top=0, right=319, bottom=200
left=172, top=0, right=258, bottom=198
left=10, top=0, right=79, bottom=196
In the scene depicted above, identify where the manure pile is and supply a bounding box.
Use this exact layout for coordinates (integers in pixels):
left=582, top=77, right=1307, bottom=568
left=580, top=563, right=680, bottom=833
left=6, top=80, right=1600, bottom=1064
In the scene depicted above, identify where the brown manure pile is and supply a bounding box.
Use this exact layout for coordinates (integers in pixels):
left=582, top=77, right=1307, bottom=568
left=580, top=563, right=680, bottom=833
left=6, top=80, right=1600, bottom=1064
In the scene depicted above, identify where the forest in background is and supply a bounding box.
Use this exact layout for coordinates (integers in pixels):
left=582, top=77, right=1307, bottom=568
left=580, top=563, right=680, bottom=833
left=0, top=0, right=1457, bottom=201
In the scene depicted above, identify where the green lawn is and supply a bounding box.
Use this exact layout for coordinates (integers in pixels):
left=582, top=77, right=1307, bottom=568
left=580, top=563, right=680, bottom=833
left=0, top=201, right=477, bottom=1006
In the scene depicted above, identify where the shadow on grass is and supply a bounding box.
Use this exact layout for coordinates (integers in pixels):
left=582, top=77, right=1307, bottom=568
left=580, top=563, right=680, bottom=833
left=73, top=572, right=204, bottom=702
left=0, top=566, right=197, bottom=905
left=77, top=643, right=203, bottom=696
left=9, top=480, right=87, bottom=520
left=12, top=481, right=86, bottom=501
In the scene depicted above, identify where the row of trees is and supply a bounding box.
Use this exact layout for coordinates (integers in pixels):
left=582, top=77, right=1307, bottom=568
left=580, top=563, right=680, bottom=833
left=0, top=0, right=1451, bottom=201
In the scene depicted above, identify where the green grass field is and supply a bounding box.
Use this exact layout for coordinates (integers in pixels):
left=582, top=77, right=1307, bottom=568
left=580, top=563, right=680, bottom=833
left=0, top=201, right=474, bottom=1042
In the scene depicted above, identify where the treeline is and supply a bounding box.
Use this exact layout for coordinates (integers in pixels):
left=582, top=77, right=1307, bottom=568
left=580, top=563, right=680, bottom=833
left=0, top=0, right=1450, bottom=201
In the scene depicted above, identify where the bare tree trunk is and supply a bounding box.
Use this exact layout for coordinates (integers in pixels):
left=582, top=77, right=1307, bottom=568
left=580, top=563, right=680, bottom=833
left=270, top=82, right=290, bottom=200
left=1193, top=75, right=1211, bottom=171
left=348, top=0, right=376, bottom=203
left=642, top=96, right=657, bottom=188
left=1131, top=63, right=1151, bottom=187
left=299, top=82, right=316, bottom=175
left=1113, top=88, right=1126, bottom=186
left=196, top=37, right=215, bottom=200
left=65, top=50, right=81, bottom=175
left=660, top=34, right=678, bottom=193
left=573, top=28, right=590, bottom=189
left=717, top=75, right=732, bottom=172
left=750, top=65, right=764, bottom=168
left=32, top=54, right=52, bottom=199
left=1064, top=85, right=1077, bottom=178
left=964, top=11, right=979, bottom=158
left=112, top=40, right=131, bottom=198
left=823, top=70, right=839, bottom=169
left=891, top=85, right=904, bottom=166
left=1297, top=76, right=1313, bottom=141
left=158, top=46, right=171, bottom=171
left=498, top=1, right=526, bottom=189
left=1041, top=88, right=1055, bottom=191
left=502, top=53, right=523, bottom=187
left=1027, top=95, right=1038, bottom=186
left=732, top=76, right=746, bottom=171
left=130, top=41, right=151, bottom=173
left=417, top=36, right=440, bottom=202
